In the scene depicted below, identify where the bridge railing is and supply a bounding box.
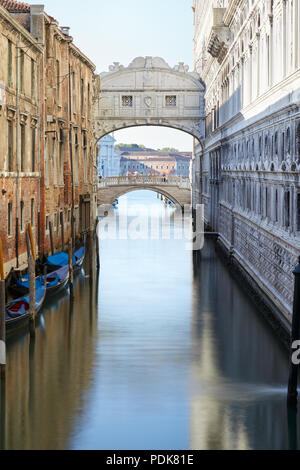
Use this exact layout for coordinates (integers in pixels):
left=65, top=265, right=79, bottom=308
left=99, top=175, right=191, bottom=189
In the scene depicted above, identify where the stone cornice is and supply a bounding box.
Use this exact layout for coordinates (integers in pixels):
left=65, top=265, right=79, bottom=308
left=70, top=43, right=96, bottom=72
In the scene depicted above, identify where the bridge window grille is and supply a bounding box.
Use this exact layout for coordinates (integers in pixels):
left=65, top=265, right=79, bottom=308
left=122, top=96, right=133, bottom=107
left=165, top=96, right=177, bottom=107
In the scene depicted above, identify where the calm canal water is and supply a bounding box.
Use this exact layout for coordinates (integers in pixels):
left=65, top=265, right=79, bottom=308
left=0, top=191, right=297, bottom=450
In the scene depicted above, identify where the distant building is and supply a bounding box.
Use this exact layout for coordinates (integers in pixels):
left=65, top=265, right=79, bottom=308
left=98, top=134, right=121, bottom=178
left=119, top=150, right=192, bottom=177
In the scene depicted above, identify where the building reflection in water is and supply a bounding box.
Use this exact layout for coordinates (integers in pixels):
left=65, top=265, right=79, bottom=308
left=0, top=261, right=99, bottom=450
left=190, top=241, right=295, bottom=451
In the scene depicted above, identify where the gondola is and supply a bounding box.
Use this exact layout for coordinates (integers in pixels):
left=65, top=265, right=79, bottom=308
left=44, top=265, right=69, bottom=296
left=6, top=278, right=46, bottom=333
left=45, top=246, right=85, bottom=272
left=7, top=270, right=46, bottom=298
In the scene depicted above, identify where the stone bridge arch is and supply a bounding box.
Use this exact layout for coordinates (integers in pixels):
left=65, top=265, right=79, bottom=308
left=93, top=56, right=206, bottom=144
left=97, top=180, right=192, bottom=211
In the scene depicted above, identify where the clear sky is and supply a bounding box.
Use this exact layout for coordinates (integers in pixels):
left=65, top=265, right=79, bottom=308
left=42, top=0, right=194, bottom=151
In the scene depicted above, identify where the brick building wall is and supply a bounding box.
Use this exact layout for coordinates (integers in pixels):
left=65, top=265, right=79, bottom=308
left=0, top=3, right=43, bottom=274
left=0, top=0, right=97, bottom=275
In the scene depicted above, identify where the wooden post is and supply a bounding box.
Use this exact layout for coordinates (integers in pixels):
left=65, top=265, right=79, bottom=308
left=27, top=223, right=36, bottom=261
left=96, top=230, right=100, bottom=271
left=0, top=280, right=6, bottom=380
left=0, top=237, right=5, bottom=379
left=287, top=257, right=300, bottom=407
left=89, top=230, right=93, bottom=281
left=61, top=213, right=65, bottom=253
left=28, top=254, right=36, bottom=337
left=68, top=240, right=74, bottom=300
left=0, top=372, right=5, bottom=450
left=49, top=221, right=54, bottom=256
left=0, top=238, right=5, bottom=282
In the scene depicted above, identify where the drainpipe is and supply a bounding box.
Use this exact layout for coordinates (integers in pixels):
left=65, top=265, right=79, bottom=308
left=15, top=34, right=21, bottom=268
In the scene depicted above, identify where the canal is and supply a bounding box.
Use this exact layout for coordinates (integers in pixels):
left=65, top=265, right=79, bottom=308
left=0, top=191, right=297, bottom=450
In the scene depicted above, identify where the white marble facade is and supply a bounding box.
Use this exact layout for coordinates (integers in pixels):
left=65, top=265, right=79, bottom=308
left=98, top=134, right=121, bottom=179
left=193, top=0, right=300, bottom=322
left=93, top=56, right=206, bottom=143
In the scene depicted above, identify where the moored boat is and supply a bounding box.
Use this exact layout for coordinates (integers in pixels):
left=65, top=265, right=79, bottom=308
left=6, top=278, right=46, bottom=333
left=45, top=246, right=85, bottom=271
left=44, top=265, right=69, bottom=296
left=7, top=271, right=46, bottom=298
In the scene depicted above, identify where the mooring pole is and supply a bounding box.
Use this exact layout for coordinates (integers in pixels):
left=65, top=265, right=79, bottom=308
left=68, top=239, right=74, bottom=300
left=49, top=221, right=54, bottom=256
left=27, top=223, right=36, bottom=262
left=28, top=254, right=36, bottom=338
left=96, top=231, right=100, bottom=271
left=61, top=213, right=65, bottom=253
left=0, top=237, right=5, bottom=380
left=287, top=257, right=300, bottom=407
left=0, top=280, right=6, bottom=381
left=0, top=372, right=5, bottom=450
left=89, top=230, right=94, bottom=281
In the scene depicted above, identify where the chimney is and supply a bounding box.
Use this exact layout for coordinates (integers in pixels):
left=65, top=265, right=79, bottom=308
left=61, top=26, right=70, bottom=36
left=30, top=5, right=44, bottom=45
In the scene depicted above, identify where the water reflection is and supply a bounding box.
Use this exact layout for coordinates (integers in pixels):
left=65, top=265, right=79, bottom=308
left=1, top=267, right=98, bottom=450
left=190, top=243, right=291, bottom=450
left=0, top=191, right=297, bottom=450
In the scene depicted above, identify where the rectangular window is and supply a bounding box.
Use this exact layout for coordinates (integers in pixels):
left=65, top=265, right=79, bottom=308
left=31, top=198, right=34, bottom=226
left=87, top=83, right=90, bottom=119
left=72, top=72, right=76, bottom=113
left=284, top=191, right=291, bottom=228
left=68, top=209, right=71, bottom=223
left=21, top=124, right=25, bottom=172
left=122, top=96, right=133, bottom=107
left=275, top=189, right=279, bottom=223
left=8, top=120, right=13, bottom=172
left=75, top=207, right=79, bottom=234
left=46, top=215, right=49, bottom=231
left=59, top=129, right=63, bottom=184
left=8, top=202, right=12, bottom=236
left=31, top=58, right=35, bottom=98
left=297, top=193, right=300, bottom=232
left=54, top=212, right=58, bottom=231
left=20, top=201, right=24, bottom=232
left=8, top=39, right=12, bottom=87
left=165, top=95, right=177, bottom=107
left=56, top=60, right=60, bottom=103
left=32, top=127, right=36, bottom=172
left=81, top=78, right=84, bottom=115
left=20, top=49, right=24, bottom=93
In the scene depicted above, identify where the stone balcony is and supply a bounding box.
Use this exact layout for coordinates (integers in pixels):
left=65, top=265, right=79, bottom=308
left=207, top=8, right=231, bottom=64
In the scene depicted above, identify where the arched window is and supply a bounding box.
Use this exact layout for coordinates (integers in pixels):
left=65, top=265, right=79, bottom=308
left=281, top=131, right=285, bottom=162
left=259, top=136, right=262, bottom=158
left=265, top=136, right=269, bottom=159
left=297, top=122, right=300, bottom=162
left=286, top=127, right=291, bottom=155
left=274, top=131, right=278, bottom=156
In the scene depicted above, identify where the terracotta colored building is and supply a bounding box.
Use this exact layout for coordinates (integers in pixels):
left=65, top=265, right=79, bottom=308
left=0, top=0, right=97, bottom=275
left=120, top=150, right=192, bottom=177
left=0, top=2, right=43, bottom=274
